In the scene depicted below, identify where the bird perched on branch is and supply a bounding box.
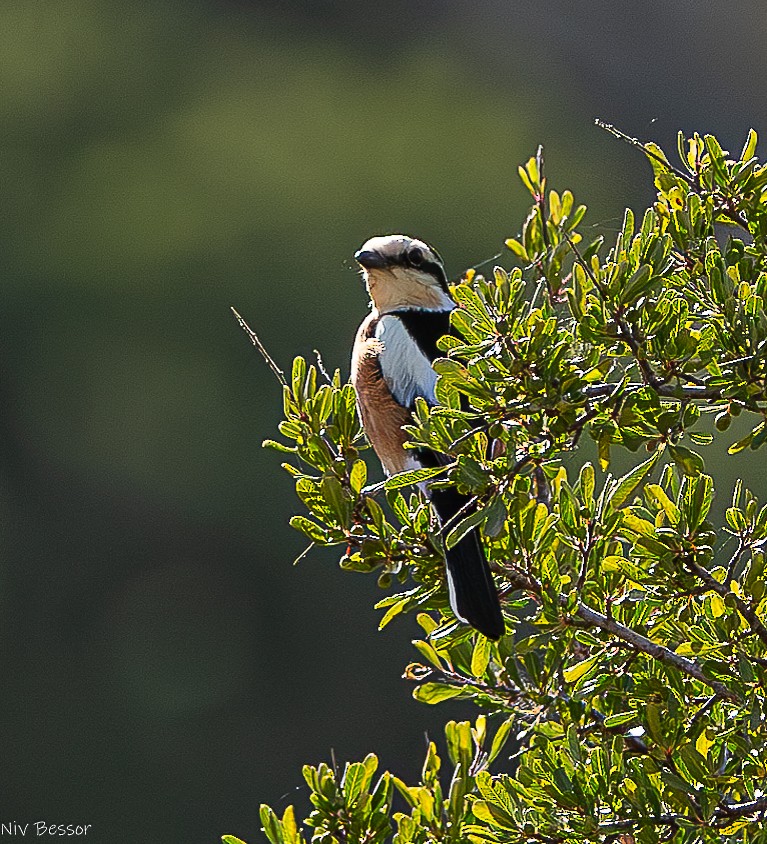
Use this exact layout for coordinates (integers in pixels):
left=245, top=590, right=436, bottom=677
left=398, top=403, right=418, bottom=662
left=351, top=234, right=504, bottom=640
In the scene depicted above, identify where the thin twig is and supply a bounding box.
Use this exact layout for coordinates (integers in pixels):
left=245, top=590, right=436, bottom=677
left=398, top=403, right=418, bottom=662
left=685, top=693, right=721, bottom=737
left=684, top=555, right=767, bottom=648
left=360, top=479, right=388, bottom=497
left=595, top=119, right=694, bottom=186
left=725, top=538, right=746, bottom=582
left=718, top=794, right=767, bottom=818
left=469, top=251, right=504, bottom=273
left=231, top=306, right=287, bottom=387
left=313, top=349, right=333, bottom=384
left=293, top=542, right=315, bottom=566
left=448, top=423, right=488, bottom=451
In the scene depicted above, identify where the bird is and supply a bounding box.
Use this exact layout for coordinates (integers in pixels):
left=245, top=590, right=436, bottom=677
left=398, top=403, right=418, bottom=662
left=350, top=234, right=504, bottom=640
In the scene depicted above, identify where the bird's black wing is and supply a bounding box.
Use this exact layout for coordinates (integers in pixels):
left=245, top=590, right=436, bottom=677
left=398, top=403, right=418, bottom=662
left=383, top=309, right=504, bottom=640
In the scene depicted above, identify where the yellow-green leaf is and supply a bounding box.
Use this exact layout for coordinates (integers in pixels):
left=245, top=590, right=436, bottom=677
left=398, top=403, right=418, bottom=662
left=470, top=635, right=491, bottom=677
left=563, top=653, right=600, bottom=684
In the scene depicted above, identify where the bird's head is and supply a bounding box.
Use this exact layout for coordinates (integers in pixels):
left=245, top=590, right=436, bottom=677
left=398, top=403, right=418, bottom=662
left=354, top=234, right=454, bottom=314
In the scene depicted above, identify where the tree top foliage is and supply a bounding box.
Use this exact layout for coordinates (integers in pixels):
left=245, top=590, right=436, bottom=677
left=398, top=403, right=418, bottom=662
left=230, top=127, right=767, bottom=843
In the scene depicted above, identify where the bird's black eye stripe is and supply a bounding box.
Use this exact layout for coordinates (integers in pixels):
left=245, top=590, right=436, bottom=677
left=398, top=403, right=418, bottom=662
left=394, top=243, right=449, bottom=291
left=423, top=260, right=449, bottom=291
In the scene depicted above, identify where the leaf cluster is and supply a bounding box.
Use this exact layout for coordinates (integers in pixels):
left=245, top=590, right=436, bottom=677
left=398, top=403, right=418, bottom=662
left=242, top=716, right=513, bottom=844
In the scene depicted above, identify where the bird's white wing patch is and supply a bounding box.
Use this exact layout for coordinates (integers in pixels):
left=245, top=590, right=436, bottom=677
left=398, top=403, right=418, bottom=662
left=375, top=315, right=438, bottom=408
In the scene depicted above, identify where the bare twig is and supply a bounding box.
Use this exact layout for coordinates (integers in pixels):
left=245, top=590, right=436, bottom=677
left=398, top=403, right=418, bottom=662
left=448, top=423, right=488, bottom=451
left=595, top=119, right=694, bottom=186
left=231, top=306, right=287, bottom=387
left=718, top=795, right=767, bottom=818
left=313, top=349, right=333, bottom=384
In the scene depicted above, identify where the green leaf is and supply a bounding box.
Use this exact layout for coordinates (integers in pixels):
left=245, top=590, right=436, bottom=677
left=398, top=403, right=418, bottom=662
left=412, top=682, right=464, bottom=704
left=603, top=710, right=638, bottom=728
left=263, top=438, right=298, bottom=454
left=487, top=719, right=514, bottom=764
left=566, top=723, right=582, bottom=763
left=222, top=837, right=248, bottom=844
left=609, top=451, right=660, bottom=509
left=452, top=284, right=495, bottom=332
left=644, top=703, right=665, bottom=746
left=729, top=421, right=765, bottom=454
left=445, top=719, right=472, bottom=769
left=342, top=754, right=377, bottom=805
left=291, top=356, right=307, bottom=401
left=644, top=141, right=671, bottom=176
left=688, top=431, right=713, bottom=446
left=445, top=504, right=487, bottom=550
left=558, top=483, right=580, bottom=532
left=645, top=484, right=680, bottom=525
left=279, top=806, right=300, bottom=844
left=377, top=595, right=411, bottom=630
left=668, top=444, right=704, bottom=476
left=384, top=464, right=449, bottom=490
left=601, top=555, right=646, bottom=583
left=597, top=430, right=611, bottom=470
left=483, top=496, right=507, bottom=537
left=289, top=515, right=327, bottom=543
left=725, top=507, right=747, bottom=532
left=741, top=128, right=758, bottom=162
left=505, top=237, right=527, bottom=260
left=660, top=769, right=697, bottom=796
left=620, top=264, right=654, bottom=304
left=579, top=462, right=595, bottom=509
left=322, top=474, right=349, bottom=522
left=259, top=806, right=283, bottom=844
left=675, top=641, right=722, bottom=656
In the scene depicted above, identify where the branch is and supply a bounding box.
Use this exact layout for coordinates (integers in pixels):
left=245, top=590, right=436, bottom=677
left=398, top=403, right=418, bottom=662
left=573, top=601, right=738, bottom=701
left=583, top=380, right=765, bottom=404
left=597, top=794, right=767, bottom=836
left=497, top=565, right=739, bottom=701
left=718, top=794, right=767, bottom=819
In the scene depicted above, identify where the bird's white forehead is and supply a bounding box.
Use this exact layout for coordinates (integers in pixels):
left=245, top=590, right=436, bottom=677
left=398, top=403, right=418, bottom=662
left=359, top=234, right=437, bottom=262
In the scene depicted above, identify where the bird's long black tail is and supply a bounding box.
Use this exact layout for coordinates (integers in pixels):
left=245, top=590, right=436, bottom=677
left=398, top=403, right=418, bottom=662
left=430, top=486, right=504, bottom=640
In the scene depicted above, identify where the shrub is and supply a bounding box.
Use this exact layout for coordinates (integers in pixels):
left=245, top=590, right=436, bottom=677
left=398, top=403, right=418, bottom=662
left=231, top=128, right=767, bottom=843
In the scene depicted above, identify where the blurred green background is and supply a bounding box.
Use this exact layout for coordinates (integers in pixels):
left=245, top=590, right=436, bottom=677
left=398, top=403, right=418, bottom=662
left=1, top=1, right=765, bottom=841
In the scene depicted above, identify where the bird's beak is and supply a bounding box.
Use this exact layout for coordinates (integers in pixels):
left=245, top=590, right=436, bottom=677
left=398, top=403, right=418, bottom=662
left=354, top=249, right=389, bottom=270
